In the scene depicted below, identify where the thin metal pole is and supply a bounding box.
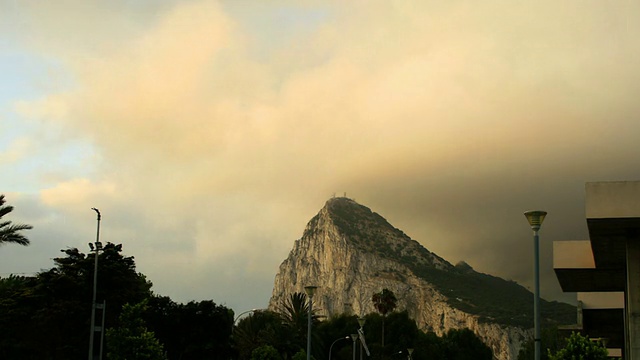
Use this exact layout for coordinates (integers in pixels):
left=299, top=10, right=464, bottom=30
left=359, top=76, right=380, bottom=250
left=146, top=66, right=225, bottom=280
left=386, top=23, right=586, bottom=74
left=99, top=300, right=106, bottom=360
left=307, top=295, right=313, bottom=360
left=534, top=228, right=541, bottom=360
left=88, top=208, right=101, bottom=360
left=351, top=334, right=358, bottom=360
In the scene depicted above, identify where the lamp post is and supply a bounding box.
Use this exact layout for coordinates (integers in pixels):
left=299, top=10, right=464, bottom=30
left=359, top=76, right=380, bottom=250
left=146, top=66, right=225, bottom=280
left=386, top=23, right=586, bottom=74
left=351, top=333, right=359, bottom=360
left=329, top=336, right=350, bottom=360
left=304, top=286, right=318, bottom=360
left=524, top=210, right=547, bottom=360
left=234, top=308, right=259, bottom=324
left=88, top=208, right=103, bottom=360
left=357, top=317, right=366, bottom=360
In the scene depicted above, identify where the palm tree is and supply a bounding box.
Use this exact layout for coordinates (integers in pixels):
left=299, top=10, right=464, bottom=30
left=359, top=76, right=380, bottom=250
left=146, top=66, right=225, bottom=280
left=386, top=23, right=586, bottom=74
left=278, top=292, right=322, bottom=357
left=279, top=292, right=311, bottom=349
left=372, top=288, right=397, bottom=349
left=0, top=194, right=32, bottom=246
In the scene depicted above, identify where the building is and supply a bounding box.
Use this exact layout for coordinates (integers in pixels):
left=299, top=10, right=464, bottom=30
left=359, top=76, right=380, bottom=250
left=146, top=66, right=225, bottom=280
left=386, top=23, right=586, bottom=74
left=554, top=181, right=640, bottom=358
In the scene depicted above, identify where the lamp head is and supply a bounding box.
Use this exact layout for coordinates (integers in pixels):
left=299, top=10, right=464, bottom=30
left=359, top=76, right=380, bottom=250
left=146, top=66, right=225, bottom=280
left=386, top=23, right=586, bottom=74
left=357, top=316, right=366, bottom=328
left=89, top=243, right=94, bottom=251
left=524, top=210, right=547, bottom=230
left=91, top=207, right=101, bottom=219
left=304, top=285, right=318, bottom=298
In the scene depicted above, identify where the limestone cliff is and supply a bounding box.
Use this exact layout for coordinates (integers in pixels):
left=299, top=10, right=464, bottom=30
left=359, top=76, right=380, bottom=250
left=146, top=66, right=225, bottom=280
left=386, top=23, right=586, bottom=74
left=269, top=197, right=574, bottom=360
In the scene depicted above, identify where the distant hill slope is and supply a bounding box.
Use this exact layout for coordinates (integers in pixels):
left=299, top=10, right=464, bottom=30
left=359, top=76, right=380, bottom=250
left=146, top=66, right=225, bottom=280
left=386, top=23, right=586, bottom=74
left=270, top=197, right=575, bottom=360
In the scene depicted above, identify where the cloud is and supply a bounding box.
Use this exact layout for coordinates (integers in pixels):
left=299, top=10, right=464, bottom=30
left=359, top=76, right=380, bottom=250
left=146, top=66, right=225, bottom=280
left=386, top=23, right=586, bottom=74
left=41, top=178, right=118, bottom=208
left=3, top=0, right=640, bottom=309
left=0, top=137, right=32, bottom=165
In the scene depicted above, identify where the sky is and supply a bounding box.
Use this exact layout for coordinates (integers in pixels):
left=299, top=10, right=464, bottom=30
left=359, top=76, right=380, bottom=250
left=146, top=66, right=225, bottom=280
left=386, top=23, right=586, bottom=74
left=1, top=0, right=640, bottom=314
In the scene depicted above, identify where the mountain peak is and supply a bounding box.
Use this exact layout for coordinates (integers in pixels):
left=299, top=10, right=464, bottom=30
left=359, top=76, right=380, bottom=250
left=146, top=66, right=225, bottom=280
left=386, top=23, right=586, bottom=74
left=321, top=197, right=407, bottom=241
left=270, top=197, right=576, bottom=360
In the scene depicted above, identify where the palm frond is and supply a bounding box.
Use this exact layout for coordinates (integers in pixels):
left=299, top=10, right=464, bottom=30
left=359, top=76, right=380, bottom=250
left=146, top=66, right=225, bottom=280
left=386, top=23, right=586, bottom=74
left=0, top=195, right=32, bottom=246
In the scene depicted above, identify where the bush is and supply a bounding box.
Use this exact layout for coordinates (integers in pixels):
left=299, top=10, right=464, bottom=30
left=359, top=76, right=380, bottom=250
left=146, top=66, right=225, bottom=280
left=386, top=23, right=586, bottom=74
left=548, top=332, right=608, bottom=360
left=251, top=345, right=282, bottom=360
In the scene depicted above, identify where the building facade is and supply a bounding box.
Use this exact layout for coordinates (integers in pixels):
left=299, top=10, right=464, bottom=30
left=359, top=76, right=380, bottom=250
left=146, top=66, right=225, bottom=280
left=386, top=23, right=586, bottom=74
left=554, top=181, right=640, bottom=359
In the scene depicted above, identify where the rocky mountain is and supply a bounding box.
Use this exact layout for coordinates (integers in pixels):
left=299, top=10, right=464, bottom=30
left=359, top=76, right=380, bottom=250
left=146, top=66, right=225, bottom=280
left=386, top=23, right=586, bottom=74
left=269, top=197, right=575, bottom=360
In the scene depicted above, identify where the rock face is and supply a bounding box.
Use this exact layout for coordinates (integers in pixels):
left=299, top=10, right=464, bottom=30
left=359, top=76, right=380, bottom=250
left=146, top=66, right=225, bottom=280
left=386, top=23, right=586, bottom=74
left=269, top=197, right=575, bottom=360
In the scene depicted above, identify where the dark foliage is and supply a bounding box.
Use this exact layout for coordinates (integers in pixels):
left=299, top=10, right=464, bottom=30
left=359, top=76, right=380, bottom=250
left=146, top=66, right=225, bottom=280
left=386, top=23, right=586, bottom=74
left=234, top=310, right=289, bottom=360
left=0, top=243, right=233, bottom=360
left=106, top=300, right=165, bottom=360
left=0, top=194, right=32, bottom=246
left=0, top=243, right=152, bottom=359
left=548, top=332, right=608, bottom=360
left=306, top=310, right=492, bottom=360
left=442, top=328, right=493, bottom=360
left=145, top=296, right=234, bottom=359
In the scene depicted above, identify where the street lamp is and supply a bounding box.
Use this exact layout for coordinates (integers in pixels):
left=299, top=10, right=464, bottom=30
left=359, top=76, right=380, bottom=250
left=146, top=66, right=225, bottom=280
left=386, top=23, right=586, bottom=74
left=304, top=286, right=318, bottom=360
left=234, top=308, right=259, bottom=323
left=524, top=210, right=547, bottom=360
left=407, top=348, right=414, bottom=360
left=88, top=208, right=103, bottom=360
left=329, top=336, right=350, bottom=360
left=357, top=317, right=366, bottom=360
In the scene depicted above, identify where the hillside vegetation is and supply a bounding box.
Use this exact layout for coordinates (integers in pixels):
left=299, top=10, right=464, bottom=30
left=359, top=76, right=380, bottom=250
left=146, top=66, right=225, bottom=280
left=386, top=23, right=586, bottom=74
left=322, top=197, right=575, bottom=328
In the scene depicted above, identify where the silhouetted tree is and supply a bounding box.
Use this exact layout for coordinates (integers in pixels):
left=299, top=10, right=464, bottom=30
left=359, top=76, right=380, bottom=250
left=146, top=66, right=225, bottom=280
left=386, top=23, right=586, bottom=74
left=280, top=292, right=311, bottom=345
left=0, top=194, right=32, bottom=246
left=0, top=243, right=152, bottom=359
left=234, top=310, right=289, bottom=360
left=106, top=300, right=165, bottom=360
left=279, top=292, right=322, bottom=356
left=316, top=313, right=359, bottom=360
left=251, top=345, right=282, bottom=360
left=144, top=297, right=233, bottom=359
left=0, top=275, right=39, bottom=359
left=372, top=288, right=397, bottom=349
left=0, top=243, right=238, bottom=360
left=315, top=310, right=491, bottom=360
left=517, top=327, right=564, bottom=360
left=442, top=328, right=492, bottom=360
left=233, top=293, right=322, bottom=360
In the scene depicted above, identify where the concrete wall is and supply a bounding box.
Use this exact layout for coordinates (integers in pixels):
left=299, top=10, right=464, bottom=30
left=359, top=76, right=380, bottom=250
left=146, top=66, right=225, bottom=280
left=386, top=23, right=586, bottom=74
left=553, top=240, right=595, bottom=269
left=586, top=181, right=640, bottom=219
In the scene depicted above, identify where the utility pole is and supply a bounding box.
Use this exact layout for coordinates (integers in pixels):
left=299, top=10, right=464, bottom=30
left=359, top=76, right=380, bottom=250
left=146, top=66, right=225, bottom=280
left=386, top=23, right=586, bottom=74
left=88, top=208, right=103, bottom=360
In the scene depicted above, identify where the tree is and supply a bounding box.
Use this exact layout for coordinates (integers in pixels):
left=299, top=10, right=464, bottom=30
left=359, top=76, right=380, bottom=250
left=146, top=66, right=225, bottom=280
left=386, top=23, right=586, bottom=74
left=517, top=327, right=564, bottom=360
left=0, top=243, right=153, bottom=359
left=106, top=300, right=165, bottom=360
left=251, top=345, right=282, bottom=360
left=144, top=297, right=234, bottom=360
left=0, top=194, right=32, bottom=246
left=0, top=275, right=40, bottom=359
left=234, top=310, right=289, bottom=360
left=548, top=332, right=608, bottom=360
left=292, top=349, right=315, bottom=360
left=235, top=293, right=321, bottom=360
left=372, top=288, right=397, bottom=349
left=442, top=328, right=493, bottom=360
left=279, top=292, right=321, bottom=356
